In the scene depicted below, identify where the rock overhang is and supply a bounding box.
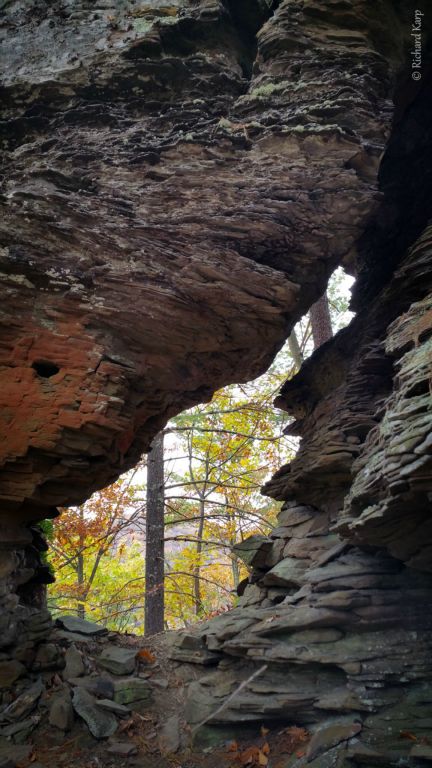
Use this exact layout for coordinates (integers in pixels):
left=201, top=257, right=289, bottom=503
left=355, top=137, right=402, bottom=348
left=0, top=0, right=404, bottom=515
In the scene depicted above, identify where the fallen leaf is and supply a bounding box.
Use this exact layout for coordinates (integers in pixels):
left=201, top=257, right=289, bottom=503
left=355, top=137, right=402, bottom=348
left=227, top=740, right=239, bottom=752
left=260, top=726, right=269, bottom=737
left=136, top=648, right=156, bottom=664
left=285, top=726, right=309, bottom=743
left=258, top=750, right=268, bottom=765
left=136, top=712, right=154, bottom=722
left=277, top=725, right=309, bottom=754
left=400, top=731, right=417, bottom=742
left=118, top=717, right=135, bottom=733
left=262, top=742, right=270, bottom=755
left=240, top=746, right=259, bottom=765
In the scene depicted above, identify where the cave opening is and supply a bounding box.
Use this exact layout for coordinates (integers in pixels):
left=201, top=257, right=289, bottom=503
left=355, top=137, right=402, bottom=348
left=41, top=266, right=355, bottom=637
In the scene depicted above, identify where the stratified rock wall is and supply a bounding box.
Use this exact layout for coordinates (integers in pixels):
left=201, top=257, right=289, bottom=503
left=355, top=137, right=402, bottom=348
left=170, top=4, right=432, bottom=764
left=0, top=0, right=410, bottom=663
left=173, top=221, right=432, bottom=766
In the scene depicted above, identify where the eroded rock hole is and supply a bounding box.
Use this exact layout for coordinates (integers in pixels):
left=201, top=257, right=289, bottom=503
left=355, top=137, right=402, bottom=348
left=32, top=360, right=60, bottom=378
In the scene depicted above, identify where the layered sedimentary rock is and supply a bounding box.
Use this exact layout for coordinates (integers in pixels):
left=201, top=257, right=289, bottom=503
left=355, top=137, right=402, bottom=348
left=172, top=225, right=432, bottom=766
left=1, top=1, right=432, bottom=765
left=0, top=0, right=411, bottom=657
left=0, top=0, right=407, bottom=513
left=171, top=79, right=432, bottom=768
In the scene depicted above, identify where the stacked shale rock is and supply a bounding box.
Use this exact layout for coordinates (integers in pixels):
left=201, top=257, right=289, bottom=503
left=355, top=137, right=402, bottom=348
left=170, top=223, right=432, bottom=764
left=0, top=614, right=184, bottom=767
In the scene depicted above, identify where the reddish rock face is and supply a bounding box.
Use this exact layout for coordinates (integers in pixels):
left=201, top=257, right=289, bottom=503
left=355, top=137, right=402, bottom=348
left=0, top=263, right=295, bottom=513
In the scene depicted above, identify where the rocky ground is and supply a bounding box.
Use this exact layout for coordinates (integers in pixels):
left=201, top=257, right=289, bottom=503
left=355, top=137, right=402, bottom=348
left=0, top=614, right=317, bottom=768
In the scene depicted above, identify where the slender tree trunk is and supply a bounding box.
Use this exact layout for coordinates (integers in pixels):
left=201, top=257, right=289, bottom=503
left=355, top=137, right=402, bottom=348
left=77, top=506, right=85, bottom=618
left=193, top=497, right=205, bottom=616
left=288, top=329, right=303, bottom=370
left=310, top=292, right=333, bottom=349
left=227, top=502, right=240, bottom=589
left=145, top=431, right=165, bottom=636
left=77, top=552, right=85, bottom=619
left=231, top=553, right=240, bottom=589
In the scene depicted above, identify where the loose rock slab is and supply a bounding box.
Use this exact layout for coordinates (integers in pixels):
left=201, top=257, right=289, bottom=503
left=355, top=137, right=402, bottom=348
left=98, top=645, right=137, bottom=676
left=262, top=558, right=309, bottom=587
left=68, top=676, right=114, bottom=699
left=56, top=616, right=107, bottom=636
left=107, top=741, right=138, bottom=757
left=72, top=687, right=117, bottom=739
left=158, top=714, right=181, bottom=755
left=63, top=644, right=85, bottom=679
left=1, top=678, right=44, bottom=721
left=33, top=643, right=64, bottom=672
left=96, top=698, right=131, bottom=718
left=113, top=678, right=153, bottom=710
left=306, top=722, right=362, bottom=762
left=49, top=690, right=74, bottom=732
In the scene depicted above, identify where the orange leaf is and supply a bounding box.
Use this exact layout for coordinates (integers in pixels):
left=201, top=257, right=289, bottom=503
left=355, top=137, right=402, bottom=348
left=118, top=717, right=135, bottom=733
left=240, top=746, right=259, bottom=765
left=286, top=726, right=309, bottom=742
left=136, top=648, right=156, bottom=664
left=227, top=741, right=239, bottom=753
left=400, top=731, right=417, bottom=742
left=262, top=742, right=270, bottom=755
left=258, top=750, right=268, bottom=766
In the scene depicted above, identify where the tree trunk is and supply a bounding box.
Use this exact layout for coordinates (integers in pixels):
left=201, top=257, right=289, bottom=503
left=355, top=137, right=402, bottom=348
left=145, top=431, right=165, bottom=636
left=77, top=551, right=85, bottom=619
left=310, top=292, right=333, bottom=349
left=231, top=553, right=240, bottom=589
left=288, top=329, right=303, bottom=369
left=77, top=506, right=85, bottom=619
left=193, top=497, right=205, bottom=616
